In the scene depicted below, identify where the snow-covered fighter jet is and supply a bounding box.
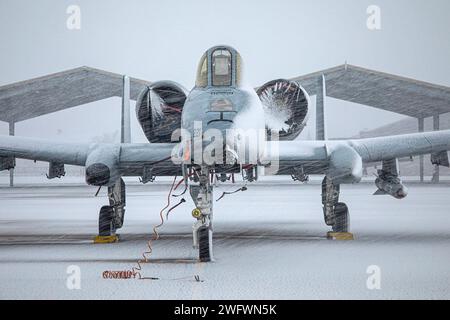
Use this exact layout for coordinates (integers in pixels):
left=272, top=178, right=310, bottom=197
left=1, top=45, right=450, bottom=261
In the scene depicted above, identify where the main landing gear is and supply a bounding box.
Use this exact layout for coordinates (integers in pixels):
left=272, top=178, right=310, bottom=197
left=321, top=176, right=354, bottom=240
left=94, top=178, right=126, bottom=243
left=190, top=167, right=214, bottom=262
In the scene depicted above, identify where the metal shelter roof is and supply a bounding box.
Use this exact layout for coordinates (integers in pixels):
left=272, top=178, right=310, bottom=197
left=1, top=64, right=450, bottom=123
left=0, top=67, right=150, bottom=123
left=289, top=64, right=450, bottom=119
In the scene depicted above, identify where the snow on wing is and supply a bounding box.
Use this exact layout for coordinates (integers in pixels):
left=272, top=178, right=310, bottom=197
left=0, top=135, right=180, bottom=176
left=267, top=130, right=450, bottom=176
left=349, top=129, right=450, bottom=162
left=0, top=135, right=89, bottom=165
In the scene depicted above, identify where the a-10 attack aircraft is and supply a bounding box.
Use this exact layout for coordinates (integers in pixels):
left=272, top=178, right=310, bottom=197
left=1, top=45, right=450, bottom=261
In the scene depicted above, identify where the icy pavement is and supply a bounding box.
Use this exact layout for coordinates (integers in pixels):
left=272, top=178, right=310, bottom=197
left=0, top=181, right=449, bottom=299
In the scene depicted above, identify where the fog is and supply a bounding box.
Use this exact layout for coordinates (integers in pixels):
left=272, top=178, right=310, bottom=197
left=1, top=0, right=449, bottom=142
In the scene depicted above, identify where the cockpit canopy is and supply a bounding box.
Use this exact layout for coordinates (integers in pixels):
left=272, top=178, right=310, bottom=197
left=195, top=46, right=242, bottom=88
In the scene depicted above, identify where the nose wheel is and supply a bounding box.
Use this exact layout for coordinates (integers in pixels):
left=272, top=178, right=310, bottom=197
left=190, top=168, right=214, bottom=262
left=198, top=225, right=213, bottom=262
left=192, top=205, right=214, bottom=262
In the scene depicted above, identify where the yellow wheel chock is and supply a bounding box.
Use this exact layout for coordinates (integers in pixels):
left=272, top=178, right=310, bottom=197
left=327, top=232, right=354, bottom=240
left=93, top=235, right=119, bottom=244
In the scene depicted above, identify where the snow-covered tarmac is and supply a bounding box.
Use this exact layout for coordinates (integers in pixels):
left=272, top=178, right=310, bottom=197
left=0, top=179, right=449, bottom=299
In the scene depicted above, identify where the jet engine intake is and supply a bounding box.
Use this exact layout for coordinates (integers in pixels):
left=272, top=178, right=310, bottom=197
left=136, top=81, right=188, bottom=143
left=257, top=79, right=309, bottom=141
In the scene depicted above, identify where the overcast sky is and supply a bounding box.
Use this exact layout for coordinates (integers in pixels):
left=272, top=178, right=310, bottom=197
left=1, top=0, right=449, bottom=142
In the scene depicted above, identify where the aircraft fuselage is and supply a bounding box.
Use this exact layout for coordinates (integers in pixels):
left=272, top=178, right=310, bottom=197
left=180, top=46, right=266, bottom=168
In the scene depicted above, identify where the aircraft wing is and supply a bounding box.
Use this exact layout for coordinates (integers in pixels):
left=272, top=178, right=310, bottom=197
left=0, top=135, right=181, bottom=178
left=264, top=130, right=450, bottom=179
left=0, top=135, right=90, bottom=166
left=348, top=130, right=450, bottom=163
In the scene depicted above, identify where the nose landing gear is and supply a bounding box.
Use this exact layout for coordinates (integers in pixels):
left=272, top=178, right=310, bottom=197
left=190, top=168, right=214, bottom=262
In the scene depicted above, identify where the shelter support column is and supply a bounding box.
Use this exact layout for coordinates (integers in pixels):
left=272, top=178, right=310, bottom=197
left=121, top=75, right=131, bottom=144
left=316, top=74, right=326, bottom=140
left=418, top=117, right=424, bottom=183
left=432, top=114, right=440, bottom=183
left=9, top=121, right=14, bottom=187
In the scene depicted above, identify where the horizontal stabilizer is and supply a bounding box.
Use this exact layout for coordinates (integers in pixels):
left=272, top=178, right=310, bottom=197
left=373, top=189, right=387, bottom=196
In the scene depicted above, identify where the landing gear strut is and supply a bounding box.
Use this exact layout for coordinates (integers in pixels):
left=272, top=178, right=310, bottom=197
left=94, top=178, right=126, bottom=243
left=190, top=167, right=214, bottom=262
left=321, top=176, right=353, bottom=239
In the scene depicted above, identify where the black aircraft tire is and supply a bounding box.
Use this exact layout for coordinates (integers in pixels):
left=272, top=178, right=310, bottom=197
left=99, top=205, right=115, bottom=236
left=332, top=202, right=349, bottom=233
left=199, top=226, right=213, bottom=262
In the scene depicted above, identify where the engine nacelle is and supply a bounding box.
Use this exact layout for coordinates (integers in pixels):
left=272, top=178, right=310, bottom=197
left=136, top=81, right=188, bottom=143
left=85, top=145, right=121, bottom=187
left=257, top=79, right=309, bottom=141
left=327, top=143, right=363, bottom=185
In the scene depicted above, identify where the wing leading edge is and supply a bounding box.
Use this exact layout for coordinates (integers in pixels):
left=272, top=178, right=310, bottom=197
left=0, top=135, right=180, bottom=178
left=1, top=129, right=449, bottom=182
left=265, top=130, right=450, bottom=178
